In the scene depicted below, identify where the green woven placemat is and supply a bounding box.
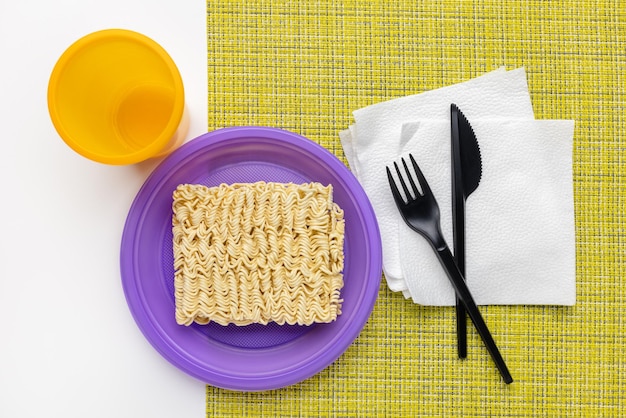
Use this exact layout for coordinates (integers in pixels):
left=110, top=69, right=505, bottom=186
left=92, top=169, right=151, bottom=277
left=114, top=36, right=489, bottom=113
left=205, top=1, right=624, bottom=416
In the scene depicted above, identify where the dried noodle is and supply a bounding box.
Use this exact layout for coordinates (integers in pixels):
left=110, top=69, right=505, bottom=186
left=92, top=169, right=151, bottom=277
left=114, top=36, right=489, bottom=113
left=172, top=182, right=345, bottom=326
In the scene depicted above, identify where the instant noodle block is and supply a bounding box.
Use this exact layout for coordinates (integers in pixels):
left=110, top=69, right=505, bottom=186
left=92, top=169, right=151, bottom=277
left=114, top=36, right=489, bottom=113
left=172, top=182, right=345, bottom=326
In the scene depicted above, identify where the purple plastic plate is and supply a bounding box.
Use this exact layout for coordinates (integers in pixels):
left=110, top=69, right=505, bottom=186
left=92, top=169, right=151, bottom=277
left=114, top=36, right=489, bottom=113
left=120, top=127, right=382, bottom=391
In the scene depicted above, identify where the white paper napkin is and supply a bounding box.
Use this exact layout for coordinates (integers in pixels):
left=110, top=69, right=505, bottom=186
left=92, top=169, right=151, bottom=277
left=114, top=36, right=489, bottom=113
left=341, top=67, right=576, bottom=306
left=339, top=68, right=536, bottom=292
left=397, top=119, right=576, bottom=305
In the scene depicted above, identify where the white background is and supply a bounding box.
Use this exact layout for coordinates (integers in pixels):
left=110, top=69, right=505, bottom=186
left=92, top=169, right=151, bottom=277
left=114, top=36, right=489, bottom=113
left=0, top=1, right=208, bottom=417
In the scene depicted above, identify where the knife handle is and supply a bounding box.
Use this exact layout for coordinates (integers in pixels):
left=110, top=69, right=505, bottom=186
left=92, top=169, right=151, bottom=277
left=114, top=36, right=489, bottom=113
left=436, top=245, right=513, bottom=384
left=453, top=199, right=468, bottom=359
left=456, top=296, right=467, bottom=357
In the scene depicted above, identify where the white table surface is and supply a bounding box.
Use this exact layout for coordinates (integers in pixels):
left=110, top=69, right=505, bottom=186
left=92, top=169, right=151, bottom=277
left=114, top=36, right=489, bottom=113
left=0, top=2, right=208, bottom=417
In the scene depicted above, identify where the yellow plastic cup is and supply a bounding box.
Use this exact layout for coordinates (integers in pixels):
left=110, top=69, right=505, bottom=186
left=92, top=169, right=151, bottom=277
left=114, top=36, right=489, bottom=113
left=48, top=29, right=188, bottom=165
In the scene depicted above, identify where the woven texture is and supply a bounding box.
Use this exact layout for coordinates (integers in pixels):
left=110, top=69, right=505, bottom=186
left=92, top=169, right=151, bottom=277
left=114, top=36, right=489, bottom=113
left=206, top=1, right=625, bottom=416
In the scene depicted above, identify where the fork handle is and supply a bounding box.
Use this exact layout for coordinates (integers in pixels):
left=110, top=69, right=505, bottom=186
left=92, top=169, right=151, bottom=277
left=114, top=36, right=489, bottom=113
left=435, top=245, right=513, bottom=384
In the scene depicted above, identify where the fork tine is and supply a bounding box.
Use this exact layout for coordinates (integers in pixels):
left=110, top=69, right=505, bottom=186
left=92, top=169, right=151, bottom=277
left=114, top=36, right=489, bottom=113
left=409, top=154, right=433, bottom=196
left=394, top=161, right=412, bottom=200
left=402, top=157, right=421, bottom=197
left=386, top=166, right=405, bottom=205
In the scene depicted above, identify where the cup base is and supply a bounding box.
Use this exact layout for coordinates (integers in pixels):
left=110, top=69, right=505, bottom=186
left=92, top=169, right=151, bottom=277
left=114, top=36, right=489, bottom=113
left=114, top=83, right=177, bottom=151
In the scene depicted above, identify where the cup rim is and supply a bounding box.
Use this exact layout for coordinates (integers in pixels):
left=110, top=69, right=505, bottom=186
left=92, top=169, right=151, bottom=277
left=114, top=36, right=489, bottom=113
left=47, top=29, right=185, bottom=165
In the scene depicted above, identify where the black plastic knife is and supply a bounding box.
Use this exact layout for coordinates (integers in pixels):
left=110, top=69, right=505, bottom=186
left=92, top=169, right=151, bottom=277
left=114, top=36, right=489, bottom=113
left=450, top=103, right=482, bottom=359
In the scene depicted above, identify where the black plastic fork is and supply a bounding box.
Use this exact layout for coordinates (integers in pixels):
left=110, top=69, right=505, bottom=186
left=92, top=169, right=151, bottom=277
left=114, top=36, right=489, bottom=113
left=386, top=154, right=513, bottom=384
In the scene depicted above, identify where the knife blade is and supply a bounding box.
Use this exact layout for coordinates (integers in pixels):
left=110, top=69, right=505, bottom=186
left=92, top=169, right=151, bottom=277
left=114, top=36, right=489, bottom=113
left=450, top=103, right=482, bottom=359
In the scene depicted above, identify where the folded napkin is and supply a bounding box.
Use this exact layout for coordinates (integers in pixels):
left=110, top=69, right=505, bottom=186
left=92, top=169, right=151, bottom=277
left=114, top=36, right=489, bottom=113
left=340, top=68, right=535, bottom=291
left=398, top=119, right=575, bottom=305
left=340, top=67, right=576, bottom=305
